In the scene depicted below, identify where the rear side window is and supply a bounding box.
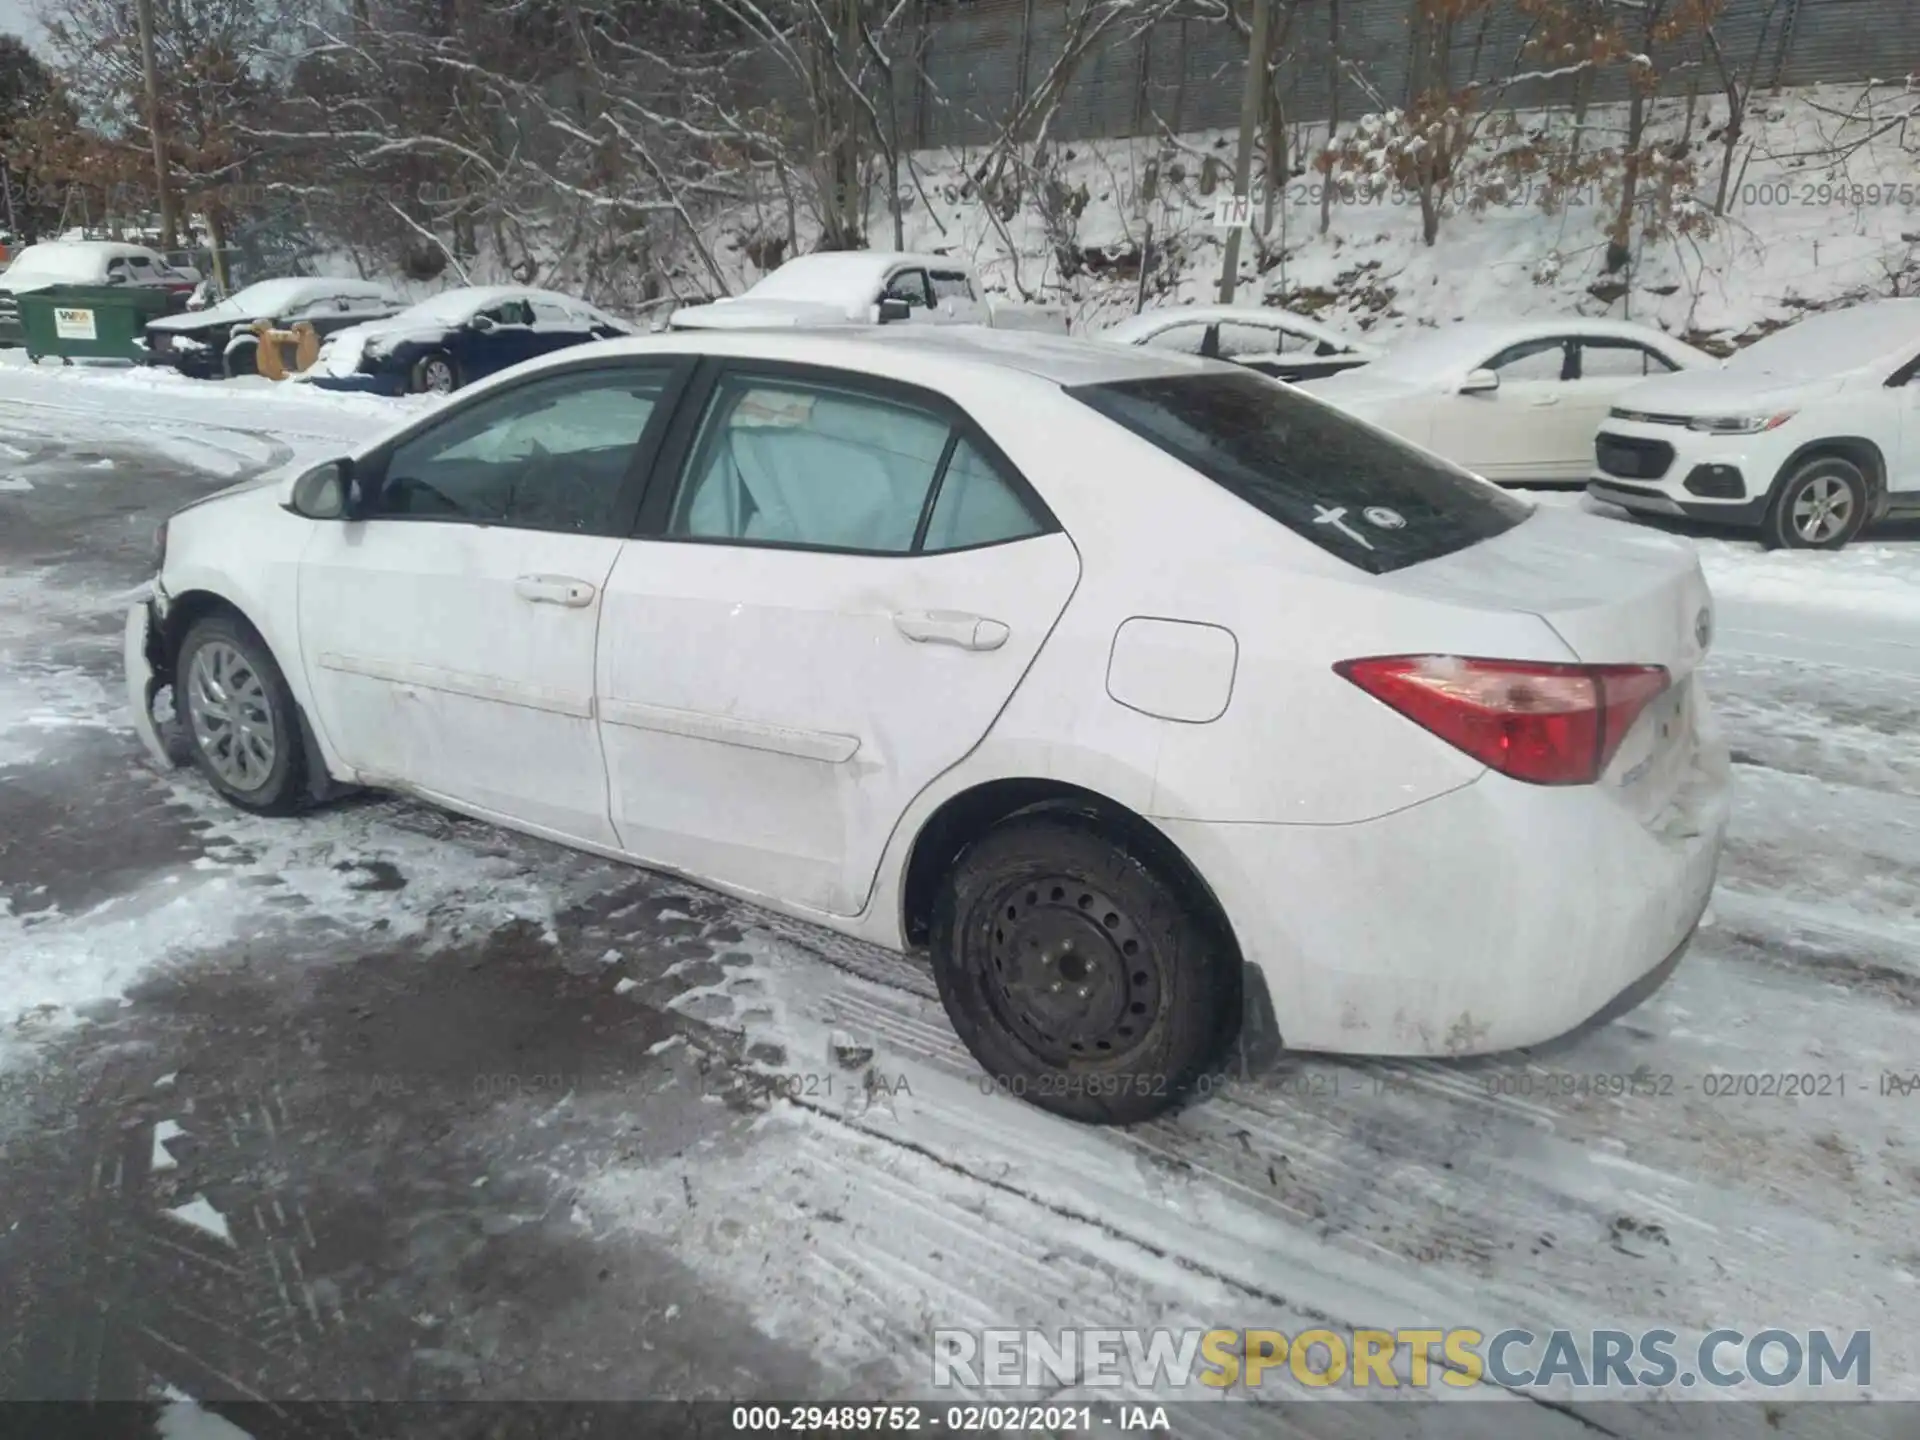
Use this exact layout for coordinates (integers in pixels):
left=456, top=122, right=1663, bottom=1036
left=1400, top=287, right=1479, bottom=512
left=1067, top=370, right=1530, bottom=575
left=930, top=270, right=975, bottom=303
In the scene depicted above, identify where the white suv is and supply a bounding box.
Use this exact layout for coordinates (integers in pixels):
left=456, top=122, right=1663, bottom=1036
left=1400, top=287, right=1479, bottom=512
left=1590, top=299, right=1920, bottom=549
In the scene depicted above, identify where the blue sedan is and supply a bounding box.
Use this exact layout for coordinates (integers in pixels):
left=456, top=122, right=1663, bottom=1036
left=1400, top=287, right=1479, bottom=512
left=302, top=285, right=634, bottom=395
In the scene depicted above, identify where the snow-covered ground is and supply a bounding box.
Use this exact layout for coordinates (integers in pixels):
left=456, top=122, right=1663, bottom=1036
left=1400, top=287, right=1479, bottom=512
left=1, top=336, right=1916, bottom=1426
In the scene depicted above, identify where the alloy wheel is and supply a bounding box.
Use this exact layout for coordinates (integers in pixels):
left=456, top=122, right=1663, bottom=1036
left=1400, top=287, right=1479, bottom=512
left=185, top=640, right=277, bottom=790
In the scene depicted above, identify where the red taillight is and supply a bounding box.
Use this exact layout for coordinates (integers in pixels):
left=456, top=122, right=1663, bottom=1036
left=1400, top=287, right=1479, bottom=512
left=1335, top=655, right=1671, bottom=786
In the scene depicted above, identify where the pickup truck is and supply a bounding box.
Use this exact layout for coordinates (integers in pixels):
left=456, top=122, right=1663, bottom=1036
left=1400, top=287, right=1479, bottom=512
left=667, top=251, right=1069, bottom=334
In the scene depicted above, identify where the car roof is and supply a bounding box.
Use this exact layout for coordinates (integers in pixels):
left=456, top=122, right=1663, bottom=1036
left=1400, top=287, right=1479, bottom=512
left=483, top=323, right=1217, bottom=391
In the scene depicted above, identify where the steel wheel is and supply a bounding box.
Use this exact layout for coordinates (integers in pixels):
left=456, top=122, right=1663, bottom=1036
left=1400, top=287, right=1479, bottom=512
left=184, top=639, right=277, bottom=791
left=983, top=876, right=1165, bottom=1067
left=931, top=814, right=1238, bottom=1125
left=1789, top=473, right=1853, bottom=544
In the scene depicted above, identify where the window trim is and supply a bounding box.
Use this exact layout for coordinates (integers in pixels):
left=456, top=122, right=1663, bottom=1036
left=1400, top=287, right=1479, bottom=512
left=350, top=356, right=698, bottom=538
left=631, top=356, right=1061, bottom=558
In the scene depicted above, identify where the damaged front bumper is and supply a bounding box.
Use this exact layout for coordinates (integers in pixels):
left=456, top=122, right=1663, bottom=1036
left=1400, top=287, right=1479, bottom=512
left=124, top=595, right=175, bottom=770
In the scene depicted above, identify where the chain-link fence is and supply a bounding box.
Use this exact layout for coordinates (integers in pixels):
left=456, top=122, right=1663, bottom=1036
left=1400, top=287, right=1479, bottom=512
left=752, top=0, right=1920, bottom=151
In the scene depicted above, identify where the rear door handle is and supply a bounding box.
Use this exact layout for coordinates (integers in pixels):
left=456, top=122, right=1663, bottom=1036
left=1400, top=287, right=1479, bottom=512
left=514, top=574, right=596, bottom=607
left=1529, top=394, right=1562, bottom=407
left=893, top=609, right=1010, bottom=651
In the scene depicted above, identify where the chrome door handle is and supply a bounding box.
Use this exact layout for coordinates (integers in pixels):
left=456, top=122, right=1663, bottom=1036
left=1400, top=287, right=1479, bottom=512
left=514, top=575, right=596, bottom=607
left=893, top=609, right=1010, bottom=651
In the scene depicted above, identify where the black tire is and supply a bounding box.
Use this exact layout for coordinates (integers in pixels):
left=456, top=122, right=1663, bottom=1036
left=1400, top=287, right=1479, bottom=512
left=222, top=339, right=259, bottom=379
left=409, top=350, right=458, bottom=395
left=1762, top=454, right=1869, bottom=551
left=174, top=613, right=311, bottom=816
left=930, top=813, right=1236, bottom=1125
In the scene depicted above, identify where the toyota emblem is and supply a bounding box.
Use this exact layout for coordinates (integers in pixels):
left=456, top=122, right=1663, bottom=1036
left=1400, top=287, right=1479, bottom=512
left=1363, top=506, right=1407, bottom=530
left=1694, top=606, right=1713, bottom=650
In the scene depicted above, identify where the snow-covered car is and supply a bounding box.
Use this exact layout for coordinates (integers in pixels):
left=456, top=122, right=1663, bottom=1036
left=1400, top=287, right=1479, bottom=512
left=301, top=285, right=635, bottom=395
left=1590, top=299, right=1920, bottom=550
left=141, top=277, right=407, bottom=380
left=0, top=240, right=198, bottom=346
left=1099, top=304, right=1382, bottom=384
left=1302, top=319, right=1718, bottom=485
left=125, top=327, right=1728, bottom=1124
left=668, top=252, right=1069, bottom=335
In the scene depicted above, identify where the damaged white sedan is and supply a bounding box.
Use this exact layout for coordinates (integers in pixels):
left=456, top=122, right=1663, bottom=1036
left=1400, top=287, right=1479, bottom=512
left=127, top=327, right=1729, bottom=1123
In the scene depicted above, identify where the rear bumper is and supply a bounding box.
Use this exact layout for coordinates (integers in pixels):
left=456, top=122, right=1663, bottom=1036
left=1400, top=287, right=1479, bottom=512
left=1160, top=706, right=1731, bottom=1057
left=124, top=599, right=175, bottom=770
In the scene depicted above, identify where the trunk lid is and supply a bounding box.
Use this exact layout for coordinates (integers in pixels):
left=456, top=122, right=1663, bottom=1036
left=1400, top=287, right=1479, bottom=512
left=1381, top=504, right=1712, bottom=677
left=1378, top=504, right=1717, bottom=812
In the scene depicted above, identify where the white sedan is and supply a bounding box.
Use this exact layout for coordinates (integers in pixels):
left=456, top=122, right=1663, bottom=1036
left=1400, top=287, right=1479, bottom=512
left=126, top=327, right=1728, bottom=1124
left=1303, top=319, right=1718, bottom=485
left=1100, top=303, right=1382, bottom=384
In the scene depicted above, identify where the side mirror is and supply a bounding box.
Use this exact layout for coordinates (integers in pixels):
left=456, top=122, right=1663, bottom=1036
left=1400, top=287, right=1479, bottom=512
left=469, top=313, right=496, bottom=333
left=285, top=458, right=357, bottom=520
left=876, top=298, right=912, bottom=323
left=1460, top=368, right=1500, bottom=395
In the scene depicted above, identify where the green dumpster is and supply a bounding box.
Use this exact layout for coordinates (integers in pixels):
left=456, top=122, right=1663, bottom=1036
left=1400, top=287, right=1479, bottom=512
left=16, top=284, right=187, bottom=363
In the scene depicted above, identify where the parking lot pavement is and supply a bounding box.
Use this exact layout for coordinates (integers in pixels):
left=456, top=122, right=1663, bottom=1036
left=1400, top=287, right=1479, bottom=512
left=3, top=410, right=1918, bottom=1433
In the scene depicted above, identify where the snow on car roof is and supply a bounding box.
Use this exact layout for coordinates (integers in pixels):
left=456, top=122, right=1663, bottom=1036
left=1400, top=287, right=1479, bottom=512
left=1100, top=304, right=1378, bottom=355
left=1723, top=298, right=1920, bottom=377
left=1364, top=318, right=1690, bottom=378
left=2, top=240, right=163, bottom=280
left=199, top=276, right=393, bottom=319
left=740, top=252, right=965, bottom=304
left=522, top=323, right=1214, bottom=390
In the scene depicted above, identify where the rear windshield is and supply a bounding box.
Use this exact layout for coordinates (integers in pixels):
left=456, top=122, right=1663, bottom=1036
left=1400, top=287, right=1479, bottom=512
left=1067, top=370, right=1530, bottom=574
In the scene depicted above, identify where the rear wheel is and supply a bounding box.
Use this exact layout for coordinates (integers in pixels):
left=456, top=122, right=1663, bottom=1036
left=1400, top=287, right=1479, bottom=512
left=930, top=813, right=1236, bottom=1125
left=176, top=614, right=309, bottom=815
left=1762, top=455, right=1868, bottom=550
left=410, top=351, right=457, bottom=395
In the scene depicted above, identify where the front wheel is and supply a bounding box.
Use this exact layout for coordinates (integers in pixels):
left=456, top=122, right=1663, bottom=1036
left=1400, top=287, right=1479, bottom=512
left=1762, top=455, right=1869, bottom=550
left=930, top=814, right=1237, bottom=1125
left=409, top=351, right=458, bottom=395
left=175, top=614, right=310, bottom=815
left=223, top=339, right=259, bottom=379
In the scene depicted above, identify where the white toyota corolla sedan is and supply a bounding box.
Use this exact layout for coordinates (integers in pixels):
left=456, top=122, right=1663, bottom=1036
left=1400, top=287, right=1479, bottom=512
left=126, top=326, right=1729, bottom=1124
left=1302, top=319, right=1719, bottom=485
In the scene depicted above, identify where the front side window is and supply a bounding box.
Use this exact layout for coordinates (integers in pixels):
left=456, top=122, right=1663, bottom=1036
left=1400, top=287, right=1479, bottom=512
left=669, top=373, right=1046, bottom=554
left=1141, top=323, right=1211, bottom=355
left=375, top=366, right=671, bottom=533
left=1486, top=338, right=1572, bottom=382
left=1068, top=370, right=1530, bottom=575
left=881, top=270, right=933, bottom=309
left=481, top=299, right=534, bottom=328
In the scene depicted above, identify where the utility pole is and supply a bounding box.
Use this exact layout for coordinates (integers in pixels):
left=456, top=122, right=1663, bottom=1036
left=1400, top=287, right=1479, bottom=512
left=135, top=0, right=177, bottom=249
left=1217, top=0, right=1271, bottom=304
